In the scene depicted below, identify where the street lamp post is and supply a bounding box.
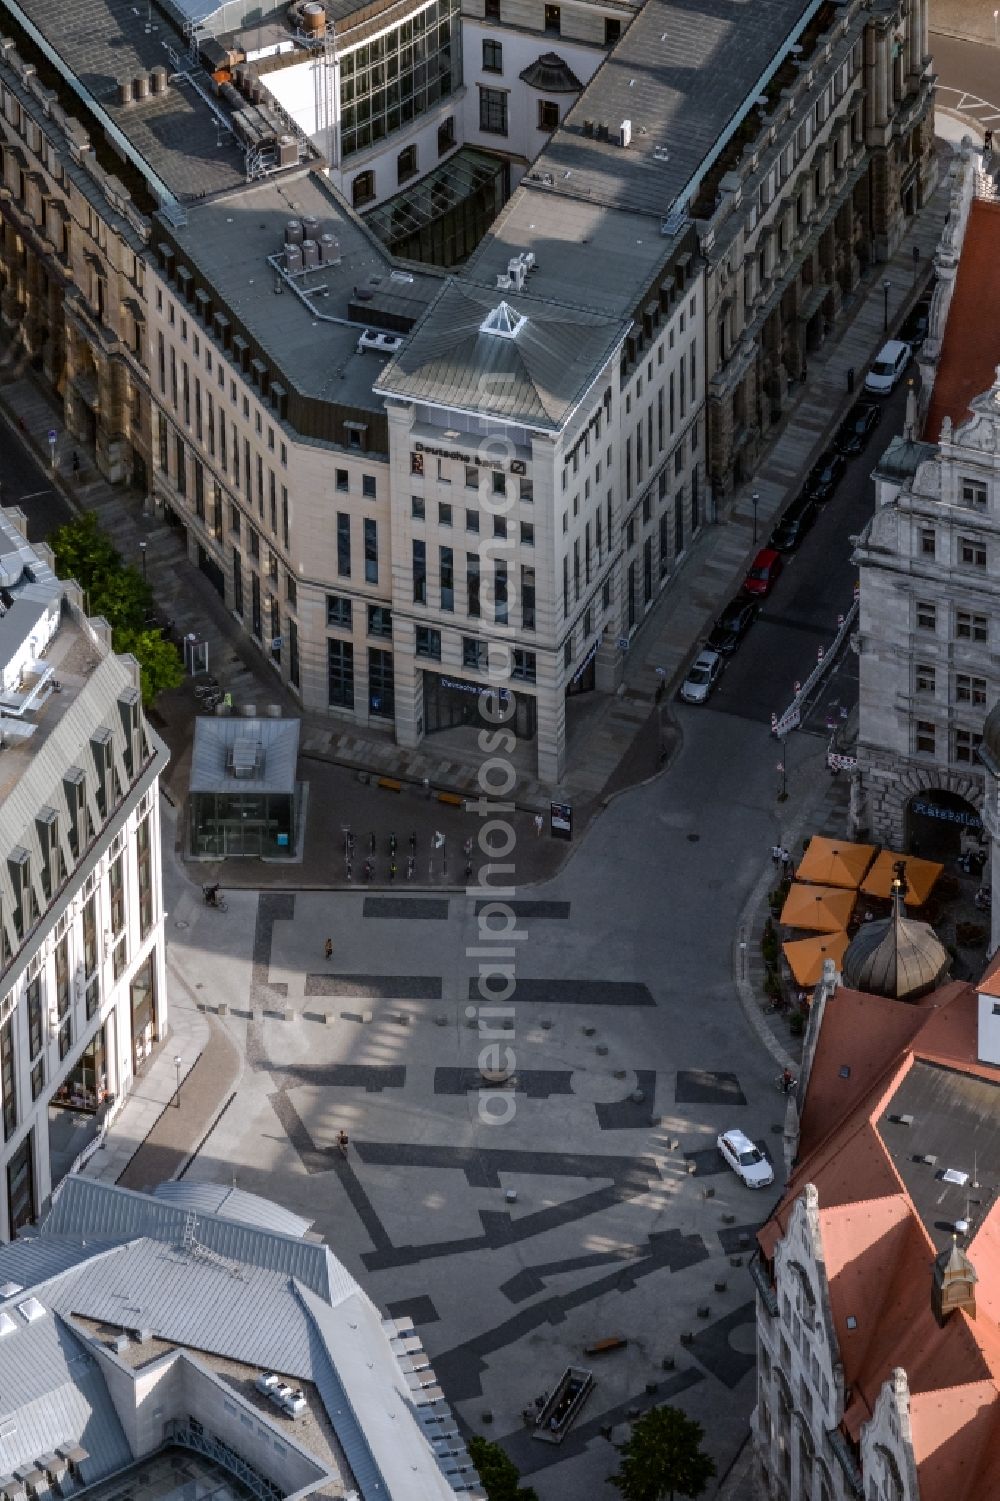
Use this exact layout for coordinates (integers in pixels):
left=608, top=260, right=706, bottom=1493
left=174, top=1055, right=182, bottom=1108
left=751, top=490, right=760, bottom=544
left=138, top=540, right=148, bottom=583
left=882, top=278, right=891, bottom=333
left=995, top=7, right=998, bottom=45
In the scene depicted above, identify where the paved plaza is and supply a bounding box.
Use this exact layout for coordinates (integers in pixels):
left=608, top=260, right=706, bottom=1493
left=90, top=709, right=829, bottom=1500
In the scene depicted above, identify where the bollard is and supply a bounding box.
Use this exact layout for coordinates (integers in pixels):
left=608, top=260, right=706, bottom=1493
left=846, top=366, right=855, bottom=393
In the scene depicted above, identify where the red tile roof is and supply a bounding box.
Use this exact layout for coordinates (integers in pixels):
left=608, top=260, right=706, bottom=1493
left=923, top=198, right=1000, bottom=442
left=758, top=977, right=1000, bottom=1501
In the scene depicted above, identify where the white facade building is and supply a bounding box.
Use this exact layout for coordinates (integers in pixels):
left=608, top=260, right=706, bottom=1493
left=0, top=508, right=168, bottom=1241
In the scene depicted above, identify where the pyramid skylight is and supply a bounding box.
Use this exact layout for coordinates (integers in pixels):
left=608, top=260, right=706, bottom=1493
left=480, top=301, right=526, bottom=339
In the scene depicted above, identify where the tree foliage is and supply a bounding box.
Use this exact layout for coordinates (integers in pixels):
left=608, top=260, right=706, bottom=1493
left=49, top=513, right=182, bottom=706
left=607, top=1407, right=716, bottom=1501
left=467, top=1436, right=538, bottom=1501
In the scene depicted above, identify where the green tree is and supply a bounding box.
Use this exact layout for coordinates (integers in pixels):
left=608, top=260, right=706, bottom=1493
left=115, top=628, right=184, bottom=707
left=49, top=514, right=179, bottom=706
left=607, top=1407, right=716, bottom=1501
left=467, top=1436, right=538, bottom=1501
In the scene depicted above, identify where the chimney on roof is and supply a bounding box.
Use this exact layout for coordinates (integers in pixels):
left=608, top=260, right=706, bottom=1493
left=931, top=1237, right=977, bottom=1326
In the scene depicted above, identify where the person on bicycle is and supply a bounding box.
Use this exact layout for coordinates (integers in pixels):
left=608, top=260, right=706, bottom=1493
left=204, top=883, right=220, bottom=906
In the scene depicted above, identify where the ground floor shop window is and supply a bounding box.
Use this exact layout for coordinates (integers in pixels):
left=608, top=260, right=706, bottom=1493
left=54, top=1023, right=108, bottom=1114
left=369, top=649, right=395, bottom=718
left=423, top=671, right=536, bottom=739
left=130, top=956, right=157, bottom=1070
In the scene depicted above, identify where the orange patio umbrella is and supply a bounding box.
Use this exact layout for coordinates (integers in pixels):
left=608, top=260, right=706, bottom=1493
left=779, top=882, right=856, bottom=934
left=782, top=930, right=850, bottom=987
left=860, top=851, right=943, bottom=907
left=795, top=835, right=876, bottom=889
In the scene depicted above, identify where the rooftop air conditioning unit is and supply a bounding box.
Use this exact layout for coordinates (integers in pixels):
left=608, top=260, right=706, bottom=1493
left=619, top=118, right=632, bottom=148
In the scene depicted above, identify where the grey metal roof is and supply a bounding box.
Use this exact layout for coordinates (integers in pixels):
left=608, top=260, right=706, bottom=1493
left=189, top=715, right=300, bottom=796
left=166, top=172, right=442, bottom=414
left=376, top=279, right=626, bottom=430
left=11, top=0, right=248, bottom=202
left=0, top=1302, right=131, bottom=1485
left=842, top=906, right=950, bottom=1002
left=524, top=0, right=820, bottom=218
left=43, top=1177, right=344, bottom=1303
left=298, top=1283, right=460, bottom=1501
left=152, top=1181, right=313, bottom=1237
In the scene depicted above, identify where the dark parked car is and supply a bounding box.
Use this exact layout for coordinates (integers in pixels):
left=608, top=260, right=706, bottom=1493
left=805, top=450, right=846, bottom=503
left=770, top=496, right=817, bottom=552
left=900, top=304, right=930, bottom=349
left=707, top=594, right=759, bottom=654
left=743, top=547, right=784, bottom=598
left=835, top=402, right=882, bottom=455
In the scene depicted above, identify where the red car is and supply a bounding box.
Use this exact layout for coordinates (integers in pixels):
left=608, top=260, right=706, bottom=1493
left=743, top=547, right=783, bottom=598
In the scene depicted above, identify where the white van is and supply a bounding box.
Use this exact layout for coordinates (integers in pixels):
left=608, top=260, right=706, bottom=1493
left=864, top=339, right=911, bottom=395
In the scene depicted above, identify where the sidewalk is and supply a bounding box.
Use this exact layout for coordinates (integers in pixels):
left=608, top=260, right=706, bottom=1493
left=0, top=157, right=952, bottom=837
left=930, top=0, right=1000, bottom=45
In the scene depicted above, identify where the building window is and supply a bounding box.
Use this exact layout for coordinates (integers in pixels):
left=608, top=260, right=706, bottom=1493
left=604, top=15, right=620, bottom=43
left=959, top=537, right=987, bottom=568
left=352, top=171, right=376, bottom=209
left=495, top=561, right=508, bottom=624
left=512, top=650, right=536, bottom=683
left=413, top=540, right=427, bottom=603
left=440, top=546, right=455, bottom=611
left=956, top=609, right=988, bottom=642
left=916, top=601, right=936, bottom=631
left=336, top=468, right=349, bottom=493
left=364, top=519, right=378, bottom=584
left=337, top=514, right=351, bottom=577
left=482, top=38, right=502, bottom=72
left=961, top=479, right=988, bottom=510
left=438, top=116, right=456, bottom=156
left=915, top=663, right=935, bottom=695
left=328, top=639, right=355, bottom=708
left=485, top=0, right=500, bottom=16
left=137, top=813, right=154, bottom=941
left=467, top=555, right=481, bottom=617
left=466, top=508, right=480, bottom=532
left=522, top=565, right=536, bottom=630
left=915, top=720, right=936, bottom=756
left=327, top=594, right=353, bottom=629
left=954, top=727, right=983, bottom=764
left=397, top=144, right=418, bottom=184
left=465, top=466, right=478, bottom=489
left=368, top=605, right=392, bottom=638
left=463, top=637, right=487, bottom=670
left=415, top=626, right=442, bottom=659
left=369, top=649, right=395, bottom=718
left=493, top=515, right=508, bottom=538
left=362, top=474, right=377, bottom=499
left=521, top=521, right=534, bottom=546
left=544, top=3, right=560, bottom=32
left=480, top=87, right=508, bottom=135
left=919, top=527, right=935, bottom=556
left=412, top=496, right=425, bottom=520
left=538, top=100, right=558, bottom=132
left=956, top=673, right=987, bottom=706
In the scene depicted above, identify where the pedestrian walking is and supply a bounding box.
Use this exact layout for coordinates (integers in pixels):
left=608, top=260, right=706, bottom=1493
left=409, top=831, right=417, bottom=855
left=336, top=1129, right=349, bottom=1157
left=346, top=858, right=353, bottom=882
left=780, top=847, right=793, bottom=878
left=388, top=831, right=397, bottom=857
left=364, top=859, right=373, bottom=881
left=463, top=835, right=473, bottom=858
left=71, top=449, right=80, bottom=477
left=324, top=937, right=333, bottom=960
left=464, top=859, right=473, bottom=881
left=770, top=844, right=782, bottom=869
left=534, top=813, right=544, bottom=837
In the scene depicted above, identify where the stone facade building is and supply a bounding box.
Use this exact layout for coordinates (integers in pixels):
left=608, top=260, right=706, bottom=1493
left=700, top=0, right=937, bottom=496
left=0, top=507, right=168, bottom=1241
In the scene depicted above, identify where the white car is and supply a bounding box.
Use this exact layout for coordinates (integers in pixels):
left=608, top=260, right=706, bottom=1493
left=680, top=650, right=724, bottom=704
left=864, top=339, right=911, bottom=395
left=717, top=1129, right=774, bottom=1189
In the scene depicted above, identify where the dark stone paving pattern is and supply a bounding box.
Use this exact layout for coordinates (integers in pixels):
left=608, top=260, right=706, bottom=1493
left=718, top=1222, right=764, bottom=1254
left=685, top=1300, right=757, bottom=1389
left=595, top=1070, right=657, bottom=1130
left=473, top=900, right=571, bottom=919
left=431, top=1227, right=709, bottom=1402
left=434, top=1068, right=574, bottom=1099
left=466, top=978, right=655, bottom=1006
left=684, top=1147, right=729, bottom=1177
left=675, top=1069, right=748, bottom=1106
left=251, top=893, right=295, bottom=1009
left=501, top=1368, right=706, bottom=1476
left=268, top=1090, right=392, bottom=1252
left=305, top=973, right=443, bottom=999
left=264, top=1062, right=406, bottom=1093
left=500, top=1245, right=646, bottom=1303
left=363, top=897, right=450, bottom=919
left=386, top=1294, right=440, bottom=1325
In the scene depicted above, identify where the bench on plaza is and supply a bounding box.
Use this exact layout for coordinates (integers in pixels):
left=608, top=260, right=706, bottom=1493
left=585, top=1337, right=628, bottom=1356
left=437, top=790, right=465, bottom=807
left=377, top=776, right=403, bottom=792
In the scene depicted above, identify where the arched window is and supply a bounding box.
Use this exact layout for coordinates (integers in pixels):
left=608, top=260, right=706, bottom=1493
left=352, top=171, right=375, bottom=209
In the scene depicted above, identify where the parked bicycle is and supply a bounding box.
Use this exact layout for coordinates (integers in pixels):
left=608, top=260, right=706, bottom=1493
left=203, top=884, right=228, bottom=912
